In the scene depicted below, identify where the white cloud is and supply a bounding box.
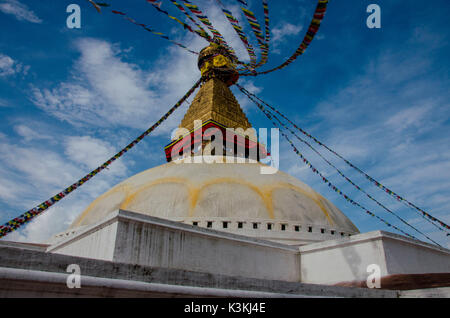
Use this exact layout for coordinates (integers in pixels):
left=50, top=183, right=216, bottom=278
left=0, top=135, right=127, bottom=194
left=0, top=134, right=129, bottom=243
left=0, top=54, right=15, bottom=76
left=272, top=23, right=303, bottom=44
left=0, top=143, right=81, bottom=189
left=29, top=0, right=274, bottom=133
left=31, top=39, right=157, bottom=129
left=269, top=22, right=303, bottom=54
left=385, top=104, right=433, bottom=133
left=240, top=80, right=263, bottom=95
left=0, top=53, right=28, bottom=77
left=6, top=199, right=87, bottom=244
left=0, top=98, right=10, bottom=107
left=0, top=0, right=42, bottom=23
left=64, top=135, right=127, bottom=177
left=14, top=124, right=53, bottom=142
left=0, top=176, right=22, bottom=201
left=233, top=79, right=263, bottom=111
left=30, top=37, right=205, bottom=137
left=315, top=34, right=325, bottom=41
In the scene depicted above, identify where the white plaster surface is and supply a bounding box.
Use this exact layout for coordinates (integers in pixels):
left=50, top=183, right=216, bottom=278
left=48, top=211, right=450, bottom=287
left=299, top=231, right=450, bottom=285
left=49, top=210, right=301, bottom=282
left=51, top=220, right=118, bottom=262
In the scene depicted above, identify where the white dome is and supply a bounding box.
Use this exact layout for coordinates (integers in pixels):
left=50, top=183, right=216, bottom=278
left=70, top=156, right=359, bottom=245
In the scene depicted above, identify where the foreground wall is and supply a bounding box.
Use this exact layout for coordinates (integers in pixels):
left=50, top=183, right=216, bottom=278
left=299, top=231, right=450, bottom=285
left=47, top=210, right=450, bottom=288
left=0, top=243, right=402, bottom=298
left=48, top=210, right=301, bottom=282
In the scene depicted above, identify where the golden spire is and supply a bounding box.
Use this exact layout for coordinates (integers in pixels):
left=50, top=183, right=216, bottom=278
left=165, top=43, right=265, bottom=162
left=179, top=78, right=252, bottom=132
left=179, top=42, right=252, bottom=132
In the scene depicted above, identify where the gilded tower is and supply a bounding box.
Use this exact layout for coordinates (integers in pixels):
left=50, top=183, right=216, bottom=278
left=165, top=43, right=263, bottom=162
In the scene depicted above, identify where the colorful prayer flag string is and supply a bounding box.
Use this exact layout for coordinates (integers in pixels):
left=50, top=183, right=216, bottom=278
left=179, top=0, right=255, bottom=74
left=237, top=85, right=443, bottom=246
left=146, top=0, right=213, bottom=43
left=217, top=3, right=257, bottom=67
left=238, top=0, right=271, bottom=69
left=218, top=0, right=271, bottom=70
left=238, top=86, right=450, bottom=237
left=110, top=9, right=199, bottom=55
left=86, top=2, right=199, bottom=55
left=181, top=0, right=238, bottom=58
left=238, top=86, right=431, bottom=244
left=0, top=78, right=202, bottom=239
left=87, top=1, right=110, bottom=13
left=240, top=0, right=328, bottom=76
left=239, top=4, right=269, bottom=68
left=169, top=0, right=212, bottom=41
left=241, top=7, right=264, bottom=46
left=258, top=0, right=271, bottom=68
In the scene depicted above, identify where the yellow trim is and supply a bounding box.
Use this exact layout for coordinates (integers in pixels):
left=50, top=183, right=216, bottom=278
left=191, top=177, right=274, bottom=219
left=120, top=177, right=193, bottom=212
left=70, top=184, right=132, bottom=228
left=266, top=182, right=335, bottom=226
left=72, top=171, right=336, bottom=228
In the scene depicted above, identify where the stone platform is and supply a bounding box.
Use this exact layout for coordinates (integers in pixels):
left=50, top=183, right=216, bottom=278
left=0, top=210, right=449, bottom=297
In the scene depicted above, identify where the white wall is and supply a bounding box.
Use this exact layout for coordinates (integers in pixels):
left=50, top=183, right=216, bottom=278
left=113, top=213, right=300, bottom=282
left=48, top=220, right=118, bottom=262
left=299, top=231, right=450, bottom=285
left=299, top=235, right=387, bottom=285
left=48, top=211, right=450, bottom=286
left=382, top=236, right=450, bottom=275
left=50, top=210, right=301, bottom=282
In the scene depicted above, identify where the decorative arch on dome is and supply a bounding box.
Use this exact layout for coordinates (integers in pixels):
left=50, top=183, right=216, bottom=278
left=120, top=177, right=194, bottom=218
left=69, top=162, right=358, bottom=237
left=71, top=184, right=132, bottom=228
left=270, top=186, right=333, bottom=227
left=317, top=195, right=359, bottom=233
left=192, top=178, right=272, bottom=219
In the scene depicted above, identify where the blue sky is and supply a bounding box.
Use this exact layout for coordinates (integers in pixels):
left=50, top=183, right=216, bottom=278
left=0, top=0, right=449, bottom=247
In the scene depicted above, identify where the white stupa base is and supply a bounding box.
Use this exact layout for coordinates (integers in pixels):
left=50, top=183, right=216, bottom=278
left=46, top=210, right=450, bottom=287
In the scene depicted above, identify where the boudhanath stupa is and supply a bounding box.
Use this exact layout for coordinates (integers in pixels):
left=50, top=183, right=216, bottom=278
left=0, top=43, right=449, bottom=298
